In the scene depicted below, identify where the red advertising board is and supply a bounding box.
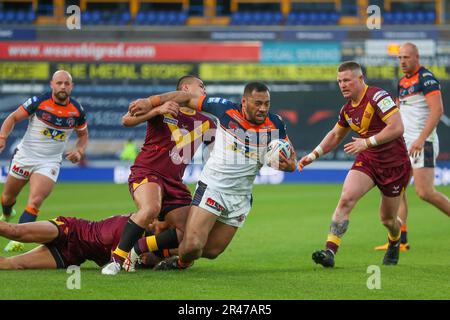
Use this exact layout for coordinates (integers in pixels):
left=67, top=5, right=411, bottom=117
left=0, top=41, right=260, bottom=62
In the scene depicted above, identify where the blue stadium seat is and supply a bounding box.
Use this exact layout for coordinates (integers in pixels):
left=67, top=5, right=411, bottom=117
left=404, top=12, right=415, bottom=24
left=5, top=11, right=15, bottom=24
left=318, top=12, right=329, bottom=25
left=91, top=10, right=101, bottom=25
left=82, top=11, right=91, bottom=24
left=16, top=11, right=26, bottom=24
left=230, top=12, right=242, bottom=25
left=383, top=12, right=393, bottom=24
left=414, top=11, right=425, bottom=24
left=119, top=12, right=131, bottom=25
left=286, top=12, right=297, bottom=25
left=329, top=12, right=339, bottom=24
left=394, top=11, right=405, bottom=24
left=155, top=11, right=168, bottom=25
left=135, top=12, right=146, bottom=25
left=299, top=12, right=309, bottom=24
left=177, top=12, right=187, bottom=25
left=241, top=12, right=252, bottom=25
left=425, top=11, right=436, bottom=24
left=309, top=12, right=319, bottom=25
left=146, top=11, right=157, bottom=24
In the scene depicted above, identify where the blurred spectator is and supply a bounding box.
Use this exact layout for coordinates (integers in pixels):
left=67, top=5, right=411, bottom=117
left=120, top=139, right=138, bottom=161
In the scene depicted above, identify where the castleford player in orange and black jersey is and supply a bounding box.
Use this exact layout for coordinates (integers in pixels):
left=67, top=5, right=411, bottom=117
left=126, top=81, right=297, bottom=271
left=299, top=61, right=411, bottom=268
left=375, top=43, right=450, bottom=253
left=0, top=70, right=88, bottom=253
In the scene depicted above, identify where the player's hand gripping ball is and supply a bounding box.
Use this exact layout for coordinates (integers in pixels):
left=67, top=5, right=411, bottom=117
left=265, top=139, right=292, bottom=167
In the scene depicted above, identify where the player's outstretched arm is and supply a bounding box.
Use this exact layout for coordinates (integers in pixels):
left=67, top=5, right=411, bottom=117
left=0, top=107, right=29, bottom=153
left=122, top=101, right=180, bottom=127
left=128, top=91, right=202, bottom=116
left=298, top=125, right=350, bottom=171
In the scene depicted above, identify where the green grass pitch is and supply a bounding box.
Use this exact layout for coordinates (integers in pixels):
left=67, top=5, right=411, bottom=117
left=0, top=183, right=449, bottom=300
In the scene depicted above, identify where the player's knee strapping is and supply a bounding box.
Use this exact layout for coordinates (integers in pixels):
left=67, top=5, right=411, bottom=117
left=133, top=228, right=178, bottom=256
left=18, top=206, right=39, bottom=224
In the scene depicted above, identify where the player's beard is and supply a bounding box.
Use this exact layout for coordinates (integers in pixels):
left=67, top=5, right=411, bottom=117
left=55, top=91, right=69, bottom=101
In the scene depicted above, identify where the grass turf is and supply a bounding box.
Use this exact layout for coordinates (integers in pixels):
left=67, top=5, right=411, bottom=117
left=0, top=183, right=449, bottom=300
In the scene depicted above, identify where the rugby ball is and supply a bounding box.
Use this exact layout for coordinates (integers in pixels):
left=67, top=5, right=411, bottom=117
left=265, top=139, right=292, bottom=166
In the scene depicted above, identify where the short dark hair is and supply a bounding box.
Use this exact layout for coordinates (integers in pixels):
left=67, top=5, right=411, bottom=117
left=338, top=61, right=363, bottom=74
left=243, top=82, right=269, bottom=97
left=176, top=75, right=200, bottom=90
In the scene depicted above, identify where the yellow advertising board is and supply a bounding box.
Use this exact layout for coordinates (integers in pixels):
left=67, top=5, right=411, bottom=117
left=0, top=62, right=49, bottom=80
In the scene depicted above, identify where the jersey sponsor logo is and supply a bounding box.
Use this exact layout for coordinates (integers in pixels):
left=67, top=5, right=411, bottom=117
left=207, top=97, right=229, bottom=104
left=11, top=164, right=30, bottom=177
left=228, top=121, right=238, bottom=130
left=163, top=116, right=179, bottom=126
left=23, top=98, right=33, bottom=108
left=41, top=112, right=52, bottom=122
left=205, top=197, right=225, bottom=213
left=227, top=142, right=259, bottom=160
left=377, top=96, right=396, bottom=113
left=373, top=90, right=388, bottom=102
left=422, top=72, right=433, bottom=77
left=42, top=127, right=67, bottom=141
left=67, top=117, right=75, bottom=127
left=43, top=105, right=54, bottom=112
left=423, top=79, right=438, bottom=87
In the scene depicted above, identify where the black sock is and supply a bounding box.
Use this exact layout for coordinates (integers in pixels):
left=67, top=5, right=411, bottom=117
left=2, top=201, right=16, bottom=216
left=156, top=229, right=179, bottom=249
left=133, top=228, right=179, bottom=255
left=401, top=230, right=408, bottom=244
left=113, top=219, right=145, bottom=263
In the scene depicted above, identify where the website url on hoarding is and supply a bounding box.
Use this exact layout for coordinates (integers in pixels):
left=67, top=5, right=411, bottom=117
left=5, top=43, right=156, bottom=60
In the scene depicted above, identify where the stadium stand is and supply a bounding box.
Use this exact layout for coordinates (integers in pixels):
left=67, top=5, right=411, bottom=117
left=0, top=0, right=445, bottom=26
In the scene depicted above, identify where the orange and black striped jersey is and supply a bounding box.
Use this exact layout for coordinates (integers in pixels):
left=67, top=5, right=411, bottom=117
left=398, top=66, right=441, bottom=142
left=196, top=95, right=289, bottom=194
left=16, top=92, right=87, bottom=162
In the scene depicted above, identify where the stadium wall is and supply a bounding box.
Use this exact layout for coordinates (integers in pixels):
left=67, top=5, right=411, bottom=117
left=1, top=162, right=450, bottom=185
